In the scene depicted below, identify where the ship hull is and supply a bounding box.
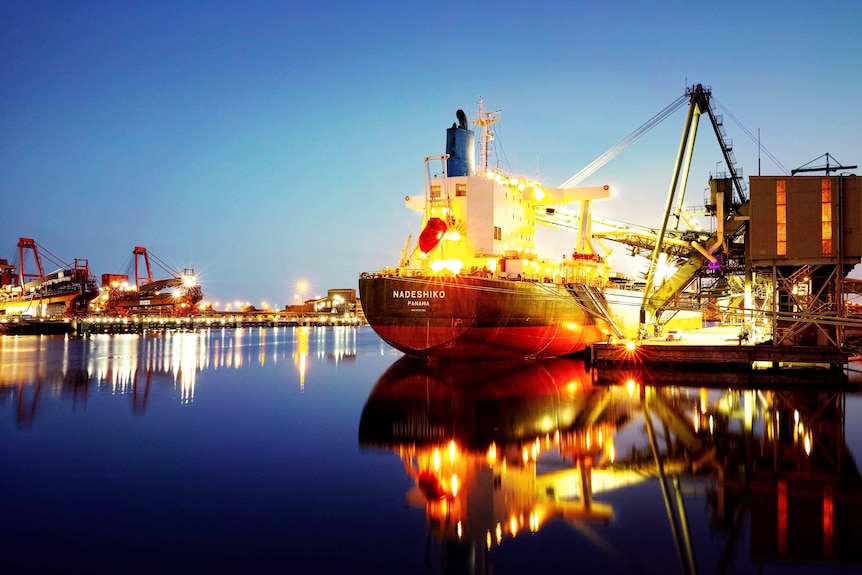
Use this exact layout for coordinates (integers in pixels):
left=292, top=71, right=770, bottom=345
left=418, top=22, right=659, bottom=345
left=359, top=275, right=613, bottom=360
left=359, top=356, right=596, bottom=449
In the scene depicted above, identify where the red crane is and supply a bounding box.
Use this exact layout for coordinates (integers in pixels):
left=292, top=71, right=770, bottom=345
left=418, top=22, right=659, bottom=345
left=17, top=237, right=44, bottom=285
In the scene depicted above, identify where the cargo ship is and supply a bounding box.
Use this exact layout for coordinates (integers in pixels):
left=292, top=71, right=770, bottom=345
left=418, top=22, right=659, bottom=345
left=359, top=103, right=624, bottom=360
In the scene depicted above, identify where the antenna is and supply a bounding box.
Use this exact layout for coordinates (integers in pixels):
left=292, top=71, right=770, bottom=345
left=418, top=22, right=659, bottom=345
left=791, top=153, right=857, bottom=175
left=471, top=97, right=500, bottom=173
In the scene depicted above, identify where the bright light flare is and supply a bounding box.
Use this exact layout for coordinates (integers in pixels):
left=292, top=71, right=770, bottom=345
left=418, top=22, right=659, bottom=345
left=529, top=511, right=541, bottom=533
left=487, top=442, right=497, bottom=464
left=430, top=259, right=464, bottom=274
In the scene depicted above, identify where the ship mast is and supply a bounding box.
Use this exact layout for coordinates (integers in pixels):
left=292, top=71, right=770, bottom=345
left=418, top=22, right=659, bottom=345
left=471, top=98, right=500, bottom=173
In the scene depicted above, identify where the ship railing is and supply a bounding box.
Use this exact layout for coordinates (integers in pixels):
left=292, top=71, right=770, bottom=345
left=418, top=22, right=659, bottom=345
left=362, top=269, right=606, bottom=288
left=567, top=253, right=605, bottom=263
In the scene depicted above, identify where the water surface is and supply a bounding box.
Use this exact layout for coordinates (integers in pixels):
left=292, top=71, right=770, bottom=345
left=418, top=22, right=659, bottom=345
left=2, top=327, right=861, bottom=574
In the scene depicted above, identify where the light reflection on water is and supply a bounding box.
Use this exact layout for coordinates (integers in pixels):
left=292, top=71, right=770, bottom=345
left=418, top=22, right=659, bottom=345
left=359, top=357, right=862, bottom=574
left=0, top=326, right=362, bottom=411
left=2, top=328, right=862, bottom=574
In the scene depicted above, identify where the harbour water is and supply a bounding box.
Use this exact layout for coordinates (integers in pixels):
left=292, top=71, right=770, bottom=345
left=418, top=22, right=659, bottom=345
left=2, top=326, right=862, bottom=574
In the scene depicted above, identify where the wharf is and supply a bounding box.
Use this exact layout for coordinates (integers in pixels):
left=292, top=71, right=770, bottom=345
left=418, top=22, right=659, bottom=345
left=76, top=314, right=361, bottom=334
left=2, top=313, right=363, bottom=336
left=589, top=327, right=852, bottom=372
left=0, top=318, right=75, bottom=336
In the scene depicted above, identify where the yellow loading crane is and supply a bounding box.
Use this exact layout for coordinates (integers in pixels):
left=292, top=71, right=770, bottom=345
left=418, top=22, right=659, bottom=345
left=638, top=84, right=750, bottom=337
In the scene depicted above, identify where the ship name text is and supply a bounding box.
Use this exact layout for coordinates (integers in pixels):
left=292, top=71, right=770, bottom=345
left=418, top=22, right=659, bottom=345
left=393, top=289, right=445, bottom=308
left=392, top=290, right=446, bottom=300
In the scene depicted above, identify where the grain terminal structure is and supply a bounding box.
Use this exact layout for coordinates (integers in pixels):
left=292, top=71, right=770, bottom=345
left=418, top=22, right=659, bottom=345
left=749, top=173, right=860, bottom=349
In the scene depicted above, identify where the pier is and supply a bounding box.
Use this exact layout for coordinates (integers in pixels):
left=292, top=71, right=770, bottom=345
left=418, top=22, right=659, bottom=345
left=589, top=326, right=853, bottom=372
left=1, top=311, right=364, bottom=336
left=76, top=312, right=364, bottom=334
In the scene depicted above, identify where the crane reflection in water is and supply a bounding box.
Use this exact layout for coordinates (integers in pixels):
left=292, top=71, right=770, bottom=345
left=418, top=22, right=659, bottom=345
left=358, top=358, right=862, bottom=575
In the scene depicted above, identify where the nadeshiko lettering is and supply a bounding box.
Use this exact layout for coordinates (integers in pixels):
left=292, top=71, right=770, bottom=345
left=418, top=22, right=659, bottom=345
left=391, top=290, right=446, bottom=299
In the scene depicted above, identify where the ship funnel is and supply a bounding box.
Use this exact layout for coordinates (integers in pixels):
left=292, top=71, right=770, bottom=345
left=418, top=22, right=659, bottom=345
left=445, top=110, right=475, bottom=177
left=456, top=109, right=468, bottom=130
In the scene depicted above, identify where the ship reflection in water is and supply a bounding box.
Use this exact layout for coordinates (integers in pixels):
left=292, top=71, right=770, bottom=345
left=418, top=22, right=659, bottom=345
left=360, top=358, right=862, bottom=575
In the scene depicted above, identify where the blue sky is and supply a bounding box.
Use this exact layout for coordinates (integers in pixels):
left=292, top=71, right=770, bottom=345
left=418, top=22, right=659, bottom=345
left=2, top=1, right=861, bottom=308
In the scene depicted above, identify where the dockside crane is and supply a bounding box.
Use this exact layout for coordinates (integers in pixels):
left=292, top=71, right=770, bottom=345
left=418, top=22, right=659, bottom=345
left=133, top=246, right=154, bottom=287
left=0, top=238, right=97, bottom=317
left=637, top=83, right=751, bottom=337
left=545, top=84, right=758, bottom=337
left=98, top=246, right=202, bottom=316
left=17, top=238, right=44, bottom=285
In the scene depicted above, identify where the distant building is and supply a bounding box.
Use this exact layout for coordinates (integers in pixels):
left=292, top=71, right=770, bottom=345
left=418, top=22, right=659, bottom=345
left=284, top=288, right=363, bottom=323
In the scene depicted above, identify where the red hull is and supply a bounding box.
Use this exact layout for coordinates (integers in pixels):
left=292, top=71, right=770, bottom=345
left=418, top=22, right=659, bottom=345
left=358, top=356, right=601, bottom=449
left=359, top=274, right=616, bottom=360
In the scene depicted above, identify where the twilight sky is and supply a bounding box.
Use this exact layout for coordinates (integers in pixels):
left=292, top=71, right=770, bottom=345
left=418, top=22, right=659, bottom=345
left=2, top=1, right=861, bottom=308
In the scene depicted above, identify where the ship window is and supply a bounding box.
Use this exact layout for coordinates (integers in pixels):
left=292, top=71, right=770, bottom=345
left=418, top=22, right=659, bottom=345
left=455, top=183, right=467, bottom=196
left=821, top=178, right=832, bottom=255
left=430, top=184, right=441, bottom=199
left=776, top=180, right=786, bottom=256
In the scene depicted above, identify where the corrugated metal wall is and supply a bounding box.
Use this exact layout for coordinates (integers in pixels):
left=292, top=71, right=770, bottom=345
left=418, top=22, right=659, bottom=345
left=749, top=175, right=861, bottom=264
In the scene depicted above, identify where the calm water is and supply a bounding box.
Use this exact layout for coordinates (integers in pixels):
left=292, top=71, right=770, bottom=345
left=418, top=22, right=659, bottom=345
left=2, top=326, right=862, bottom=574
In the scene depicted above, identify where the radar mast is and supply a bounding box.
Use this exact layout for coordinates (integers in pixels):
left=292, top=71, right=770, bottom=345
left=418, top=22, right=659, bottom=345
left=471, top=98, right=500, bottom=173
